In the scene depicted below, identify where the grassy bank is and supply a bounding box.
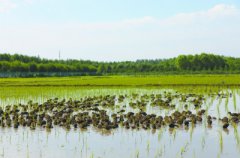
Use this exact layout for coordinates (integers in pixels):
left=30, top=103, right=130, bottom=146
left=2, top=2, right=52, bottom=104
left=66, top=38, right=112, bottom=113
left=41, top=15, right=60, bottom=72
left=0, top=75, right=240, bottom=86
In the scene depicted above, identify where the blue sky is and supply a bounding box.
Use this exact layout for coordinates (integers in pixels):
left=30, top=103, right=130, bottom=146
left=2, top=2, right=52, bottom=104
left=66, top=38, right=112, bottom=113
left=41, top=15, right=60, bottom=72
left=0, top=0, right=240, bottom=61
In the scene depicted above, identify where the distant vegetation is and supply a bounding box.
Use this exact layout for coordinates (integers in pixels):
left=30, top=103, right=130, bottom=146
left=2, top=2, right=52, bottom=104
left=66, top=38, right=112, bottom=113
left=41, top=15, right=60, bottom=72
left=0, top=53, right=240, bottom=77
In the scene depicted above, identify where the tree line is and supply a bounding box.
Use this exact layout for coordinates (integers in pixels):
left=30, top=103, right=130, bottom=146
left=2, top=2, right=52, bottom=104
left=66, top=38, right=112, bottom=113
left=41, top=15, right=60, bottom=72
left=0, top=53, right=240, bottom=77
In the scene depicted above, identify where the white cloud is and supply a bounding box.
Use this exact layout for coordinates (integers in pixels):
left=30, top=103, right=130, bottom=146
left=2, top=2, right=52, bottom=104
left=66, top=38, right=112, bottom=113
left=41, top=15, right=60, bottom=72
left=0, top=0, right=16, bottom=13
left=207, top=4, right=238, bottom=17
left=162, top=4, right=239, bottom=25
left=58, top=4, right=239, bottom=30
left=0, top=4, right=240, bottom=61
left=0, top=0, right=35, bottom=13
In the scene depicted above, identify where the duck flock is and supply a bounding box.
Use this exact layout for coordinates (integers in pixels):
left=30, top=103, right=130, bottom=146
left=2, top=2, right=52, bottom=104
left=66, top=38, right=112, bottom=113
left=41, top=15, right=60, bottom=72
left=0, top=92, right=238, bottom=131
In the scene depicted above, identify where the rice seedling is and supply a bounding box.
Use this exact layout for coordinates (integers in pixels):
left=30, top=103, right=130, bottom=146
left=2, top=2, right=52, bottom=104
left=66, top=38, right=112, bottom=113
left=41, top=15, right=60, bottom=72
left=158, top=129, right=163, bottom=142
left=146, top=140, right=150, bottom=154
left=233, top=123, right=240, bottom=150
left=90, top=153, right=94, bottom=158
left=201, top=136, right=206, bottom=150
left=180, top=142, right=189, bottom=157
left=189, top=125, right=194, bottom=142
left=135, top=149, right=140, bottom=158
left=224, top=91, right=229, bottom=113
left=233, top=90, right=237, bottom=111
left=218, top=130, right=223, bottom=153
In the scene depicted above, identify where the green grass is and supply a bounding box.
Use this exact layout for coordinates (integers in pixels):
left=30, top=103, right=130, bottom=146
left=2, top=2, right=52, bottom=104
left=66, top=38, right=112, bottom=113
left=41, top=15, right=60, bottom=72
left=0, top=75, right=240, bottom=86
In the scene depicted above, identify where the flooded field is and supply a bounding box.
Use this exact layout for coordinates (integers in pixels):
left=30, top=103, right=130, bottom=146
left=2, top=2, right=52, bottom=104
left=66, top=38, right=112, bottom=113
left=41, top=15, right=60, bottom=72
left=0, top=86, right=240, bottom=158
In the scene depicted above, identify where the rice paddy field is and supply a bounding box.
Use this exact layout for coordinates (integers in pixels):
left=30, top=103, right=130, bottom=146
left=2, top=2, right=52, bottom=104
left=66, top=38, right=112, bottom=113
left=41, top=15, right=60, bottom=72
left=0, top=75, right=240, bottom=86
left=0, top=75, right=240, bottom=158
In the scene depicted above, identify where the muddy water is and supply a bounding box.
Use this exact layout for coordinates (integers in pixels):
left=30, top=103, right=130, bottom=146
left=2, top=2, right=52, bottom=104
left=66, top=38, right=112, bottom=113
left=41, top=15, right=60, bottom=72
left=0, top=86, right=240, bottom=158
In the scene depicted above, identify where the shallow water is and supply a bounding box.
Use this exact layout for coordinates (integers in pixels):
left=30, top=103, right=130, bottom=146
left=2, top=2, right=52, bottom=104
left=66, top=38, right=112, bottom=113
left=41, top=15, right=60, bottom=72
left=0, top=86, right=240, bottom=158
